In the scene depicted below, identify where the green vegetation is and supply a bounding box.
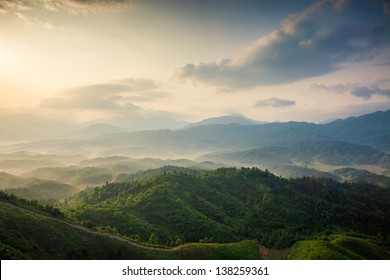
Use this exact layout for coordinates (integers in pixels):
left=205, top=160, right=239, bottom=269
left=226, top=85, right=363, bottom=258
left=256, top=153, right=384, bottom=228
left=0, top=191, right=259, bottom=259
left=65, top=167, right=390, bottom=250
left=1, top=167, right=389, bottom=260
left=4, top=181, right=77, bottom=201
left=288, top=234, right=389, bottom=260
left=174, top=240, right=260, bottom=260
left=334, top=168, right=390, bottom=188
left=0, top=171, right=78, bottom=201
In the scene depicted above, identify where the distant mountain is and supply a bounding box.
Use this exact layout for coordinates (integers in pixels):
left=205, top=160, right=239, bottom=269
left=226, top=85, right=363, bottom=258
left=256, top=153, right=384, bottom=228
left=198, top=140, right=390, bottom=168
left=0, top=114, right=80, bottom=144
left=334, top=168, right=390, bottom=188
left=2, top=110, right=389, bottom=162
left=72, top=123, right=126, bottom=139
left=21, top=166, right=114, bottom=187
left=320, top=110, right=390, bottom=151
left=0, top=172, right=77, bottom=200
left=185, top=114, right=264, bottom=128
left=0, top=172, right=40, bottom=189
left=0, top=152, right=86, bottom=174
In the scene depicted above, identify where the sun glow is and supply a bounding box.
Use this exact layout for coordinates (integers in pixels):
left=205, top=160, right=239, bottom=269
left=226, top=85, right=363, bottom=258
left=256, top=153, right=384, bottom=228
left=0, top=49, right=5, bottom=67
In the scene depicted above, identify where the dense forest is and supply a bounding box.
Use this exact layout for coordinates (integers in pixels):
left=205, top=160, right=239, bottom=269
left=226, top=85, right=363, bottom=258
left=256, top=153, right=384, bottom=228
left=65, top=167, right=390, bottom=249
left=1, top=167, right=389, bottom=259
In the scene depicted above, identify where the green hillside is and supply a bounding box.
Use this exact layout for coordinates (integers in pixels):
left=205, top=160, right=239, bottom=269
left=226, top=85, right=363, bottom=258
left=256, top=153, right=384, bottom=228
left=65, top=167, right=390, bottom=249
left=4, top=181, right=77, bottom=201
left=288, top=234, right=389, bottom=260
left=0, top=191, right=259, bottom=260
left=335, top=168, right=390, bottom=188
left=0, top=171, right=78, bottom=201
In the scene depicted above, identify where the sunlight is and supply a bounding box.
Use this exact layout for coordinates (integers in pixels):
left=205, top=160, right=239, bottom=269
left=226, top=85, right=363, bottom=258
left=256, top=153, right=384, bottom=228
left=0, top=46, right=8, bottom=68
left=0, top=51, right=4, bottom=66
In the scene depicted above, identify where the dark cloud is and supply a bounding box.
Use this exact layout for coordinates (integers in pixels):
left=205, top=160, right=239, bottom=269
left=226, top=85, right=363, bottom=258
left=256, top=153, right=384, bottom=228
left=176, top=0, right=389, bottom=89
left=312, top=83, right=390, bottom=100
left=254, top=97, right=296, bottom=107
left=384, top=2, right=390, bottom=17
left=351, top=86, right=390, bottom=100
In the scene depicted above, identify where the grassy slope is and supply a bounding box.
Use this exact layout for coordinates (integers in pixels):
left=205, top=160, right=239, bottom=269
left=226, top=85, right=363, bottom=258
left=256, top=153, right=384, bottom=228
left=288, top=234, right=389, bottom=260
left=0, top=196, right=259, bottom=260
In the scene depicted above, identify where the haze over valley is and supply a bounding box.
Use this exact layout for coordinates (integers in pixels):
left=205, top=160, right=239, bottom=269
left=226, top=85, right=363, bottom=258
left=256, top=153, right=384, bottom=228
left=0, top=0, right=389, bottom=260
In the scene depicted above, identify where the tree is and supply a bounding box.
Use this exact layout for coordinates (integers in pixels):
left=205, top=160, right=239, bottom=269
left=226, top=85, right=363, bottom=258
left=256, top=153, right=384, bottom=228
left=149, top=233, right=158, bottom=245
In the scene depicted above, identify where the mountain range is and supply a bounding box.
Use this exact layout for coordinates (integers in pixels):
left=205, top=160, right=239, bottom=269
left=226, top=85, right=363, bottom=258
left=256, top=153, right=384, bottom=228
left=0, top=110, right=389, bottom=188
left=0, top=110, right=389, bottom=260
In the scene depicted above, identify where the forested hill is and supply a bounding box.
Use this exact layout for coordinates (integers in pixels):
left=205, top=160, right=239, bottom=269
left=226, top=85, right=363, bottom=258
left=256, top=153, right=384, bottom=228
left=66, top=168, right=390, bottom=249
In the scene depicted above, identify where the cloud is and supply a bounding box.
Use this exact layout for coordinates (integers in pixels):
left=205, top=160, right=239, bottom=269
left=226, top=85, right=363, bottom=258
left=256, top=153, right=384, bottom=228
left=115, top=78, right=158, bottom=91
left=176, top=0, right=389, bottom=89
left=312, top=83, right=351, bottom=94
left=56, top=0, right=134, bottom=14
left=254, top=97, right=296, bottom=107
left=331, top=0, right=349, bottom=12
left=384, top=2, right=390, bottom=17
left=39, top=77, right=169, bottom=109
left=0, top=0, right=134, bottom=15
left=313, top=83, right=390, bottom=100
left=351, top=86, right=390, bottom=100
left=40, top=83, right=139, bottom=110
left=38, top=79, right=187, bottom=130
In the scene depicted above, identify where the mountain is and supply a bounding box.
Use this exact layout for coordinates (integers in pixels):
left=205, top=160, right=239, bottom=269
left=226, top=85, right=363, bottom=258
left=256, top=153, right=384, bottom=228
left=0, top=152, right=86, bottom=174
left=334, top=168, right=390, bottom=188
left=0, top=172, right=77, bottom=200
left=1, top=110, right=388, bottom=168
left=1, top=168, right=389, bottom=259
left=0, top=114, right=80, bottom=144
left=185, top=114, right=264, bottom=128
left=320, top=110, right=390, bottom=152
left=0, top=172, right=39, bottom=189
left=66, top=168, right=390, bottom=249
left=71, top=123, right=126, bottom=139
left=21, top=166, right=115, bottom=187
left=198, top=140, right=390, bottom=168
left=0, top=191, right=259, bottom=260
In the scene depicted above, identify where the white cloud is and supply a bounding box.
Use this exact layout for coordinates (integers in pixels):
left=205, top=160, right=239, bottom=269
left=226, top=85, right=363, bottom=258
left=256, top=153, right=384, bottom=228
left=40, top=84, right=134, bottom=109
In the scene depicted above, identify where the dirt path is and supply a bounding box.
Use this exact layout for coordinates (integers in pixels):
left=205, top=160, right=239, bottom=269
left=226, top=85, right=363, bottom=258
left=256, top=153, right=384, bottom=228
left=259, top=245, right=270, bottom=260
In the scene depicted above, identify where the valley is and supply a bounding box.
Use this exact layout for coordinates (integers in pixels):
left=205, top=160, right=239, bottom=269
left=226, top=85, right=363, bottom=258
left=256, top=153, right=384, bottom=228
left=0, top=110, right=389, bottom=260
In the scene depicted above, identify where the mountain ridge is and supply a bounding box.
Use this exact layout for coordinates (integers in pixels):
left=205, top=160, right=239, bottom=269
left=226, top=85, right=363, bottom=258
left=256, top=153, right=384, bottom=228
left=185, top=114, right=265, bottom=128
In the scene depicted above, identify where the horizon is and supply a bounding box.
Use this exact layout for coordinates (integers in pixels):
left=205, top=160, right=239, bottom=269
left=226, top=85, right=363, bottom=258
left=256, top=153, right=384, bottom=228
left=1, top=0, right=390, bottom=127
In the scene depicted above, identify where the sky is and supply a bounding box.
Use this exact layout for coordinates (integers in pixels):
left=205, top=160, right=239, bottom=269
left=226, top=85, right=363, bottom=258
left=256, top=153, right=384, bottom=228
left=0, top=0, right=389, bottom=127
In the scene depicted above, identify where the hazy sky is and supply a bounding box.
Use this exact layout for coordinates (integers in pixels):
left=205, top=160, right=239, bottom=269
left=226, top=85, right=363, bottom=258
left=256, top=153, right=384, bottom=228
left=1, top=0, right=389, bottom=125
